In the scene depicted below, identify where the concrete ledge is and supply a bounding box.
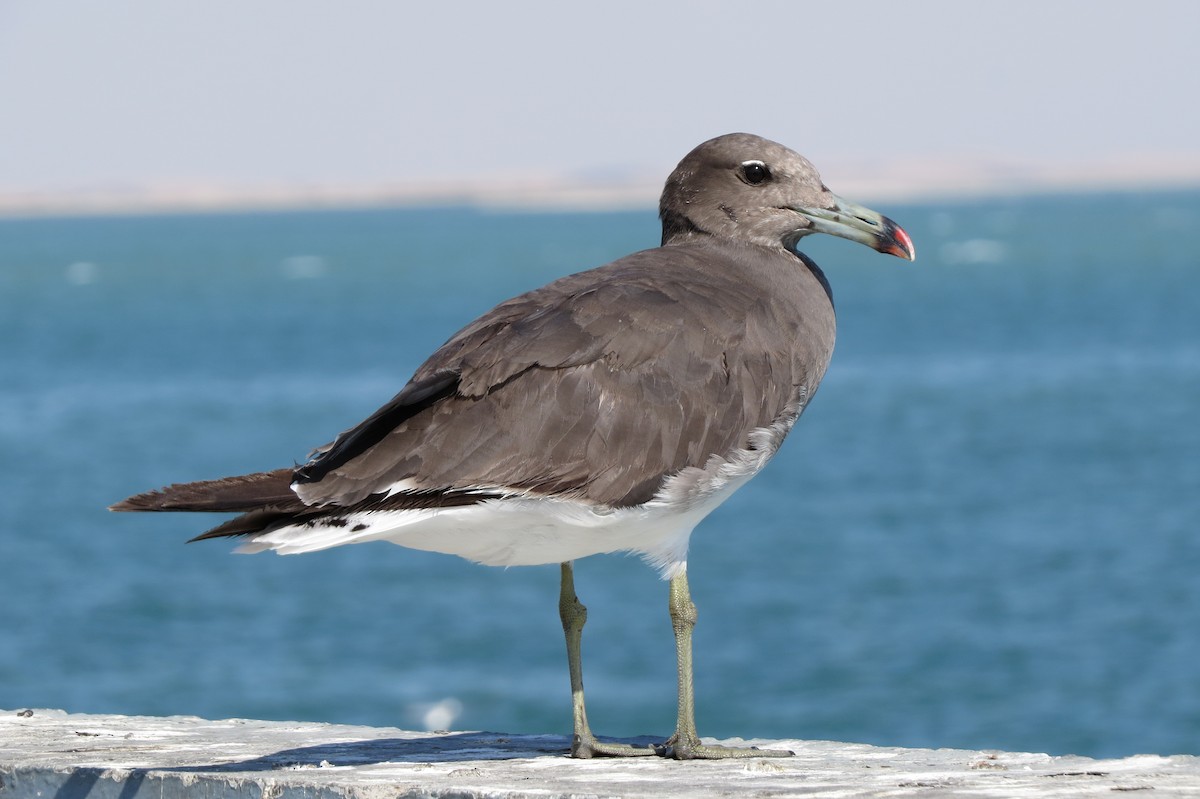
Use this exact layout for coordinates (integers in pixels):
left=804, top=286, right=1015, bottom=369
left=2, top=709, right=1197, bottom=798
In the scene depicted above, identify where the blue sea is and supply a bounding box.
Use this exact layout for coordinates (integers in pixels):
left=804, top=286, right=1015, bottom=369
left=1, top=192, right=1198, bottom=759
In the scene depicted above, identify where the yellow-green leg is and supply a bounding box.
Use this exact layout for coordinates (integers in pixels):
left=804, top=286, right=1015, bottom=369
left=559, top=561, right=655, bottom=758
left=658, top=568, right=793, bottom=760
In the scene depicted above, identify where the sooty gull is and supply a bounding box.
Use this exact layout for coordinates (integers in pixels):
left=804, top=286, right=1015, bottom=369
left=112, top=132, right=915, bottom=760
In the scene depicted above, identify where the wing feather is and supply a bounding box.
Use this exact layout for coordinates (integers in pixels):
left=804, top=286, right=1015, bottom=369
left=295, top=245, right=815, bottom=509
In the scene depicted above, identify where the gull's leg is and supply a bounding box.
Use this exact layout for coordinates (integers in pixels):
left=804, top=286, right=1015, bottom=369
left=558, top=561, right=655, bottom=758
left=658, top=567, right=793, bottom=760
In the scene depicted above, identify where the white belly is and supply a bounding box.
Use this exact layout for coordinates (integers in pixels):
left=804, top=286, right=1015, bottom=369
left=238, top=471, right=750, bottom=579
left=239, top=397, right=803, bottom=579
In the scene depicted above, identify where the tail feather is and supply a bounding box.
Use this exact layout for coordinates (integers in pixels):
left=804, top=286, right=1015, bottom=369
left=187, top=505, right=304, bottom=541
left=109, top=468, right=298, bottom=514
left=112, top=466, right=498, bottom=544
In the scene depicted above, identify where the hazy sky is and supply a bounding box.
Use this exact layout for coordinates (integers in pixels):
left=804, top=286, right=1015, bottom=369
left=2, top=1, right=1198, bottom=196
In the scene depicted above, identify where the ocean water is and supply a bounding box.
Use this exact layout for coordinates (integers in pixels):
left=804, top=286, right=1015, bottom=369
left=1, top=192, right=1198, bottom=759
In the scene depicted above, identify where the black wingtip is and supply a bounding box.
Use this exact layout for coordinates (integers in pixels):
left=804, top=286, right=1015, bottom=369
left=295, top=370, right=459, bottom=485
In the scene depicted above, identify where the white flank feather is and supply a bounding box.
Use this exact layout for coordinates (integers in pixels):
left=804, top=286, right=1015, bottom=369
left=242, top=399, right=803, bottom=579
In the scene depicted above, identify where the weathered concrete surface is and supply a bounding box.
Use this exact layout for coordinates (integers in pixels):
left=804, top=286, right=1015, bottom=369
left=2, top=708, right=1197, bottom=798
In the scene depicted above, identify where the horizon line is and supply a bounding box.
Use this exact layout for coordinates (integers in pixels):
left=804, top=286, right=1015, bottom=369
left=3, top=155, right=1199, bottom=219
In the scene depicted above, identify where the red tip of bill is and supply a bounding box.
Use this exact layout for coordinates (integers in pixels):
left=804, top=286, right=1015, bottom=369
left=884, top=222, right=916, bottom=261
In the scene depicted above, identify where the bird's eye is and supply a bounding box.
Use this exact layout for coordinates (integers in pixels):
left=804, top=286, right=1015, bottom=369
left=740, top=160, right=771, bottom=185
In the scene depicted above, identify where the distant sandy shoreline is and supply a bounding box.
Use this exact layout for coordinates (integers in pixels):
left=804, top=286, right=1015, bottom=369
left=3, top=155, right=1199, bottom=218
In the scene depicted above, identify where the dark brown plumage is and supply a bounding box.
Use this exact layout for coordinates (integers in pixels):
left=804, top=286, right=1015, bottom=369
left=111, top=132, right=915, bottom=759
